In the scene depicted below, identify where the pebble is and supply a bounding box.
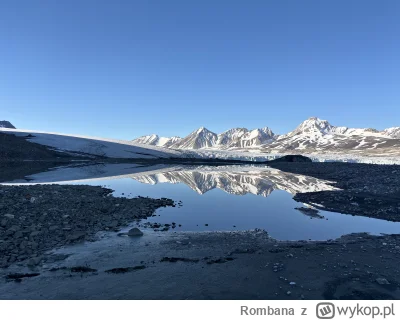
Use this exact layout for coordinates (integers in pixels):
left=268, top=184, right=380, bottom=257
left=376, top=278, right=390, bottom=285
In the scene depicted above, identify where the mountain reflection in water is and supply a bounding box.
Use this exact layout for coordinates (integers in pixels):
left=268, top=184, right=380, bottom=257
left=5, top=163, right=337, bottom=198
left=3, top=163, right=400, bottom=240
left=132, top=167, right=338, bottom=197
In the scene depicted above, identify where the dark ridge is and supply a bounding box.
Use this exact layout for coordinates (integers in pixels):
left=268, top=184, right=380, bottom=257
left=267, top=155, right=312, bottom=163
left=0, top=120, right=15, bottom=129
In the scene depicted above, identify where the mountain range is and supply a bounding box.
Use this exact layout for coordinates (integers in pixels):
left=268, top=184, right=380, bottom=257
left=133, top=117, right=400, bottom=155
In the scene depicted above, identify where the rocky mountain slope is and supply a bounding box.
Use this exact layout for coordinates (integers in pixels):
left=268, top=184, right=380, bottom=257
left=216, top=127, right=276, bottom=148
left=0, top=121, right=15, bottom=129
left=382, top=127, right=400, bottom=139
left=133, top=117, right=400, bottom=156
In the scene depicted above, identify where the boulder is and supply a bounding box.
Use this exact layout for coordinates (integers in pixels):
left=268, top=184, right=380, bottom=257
left=128, top=228, right=143, bottom=237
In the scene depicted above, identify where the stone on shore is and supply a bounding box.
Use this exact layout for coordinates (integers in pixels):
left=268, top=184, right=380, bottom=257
left=128, top=227, right=144, bottom=237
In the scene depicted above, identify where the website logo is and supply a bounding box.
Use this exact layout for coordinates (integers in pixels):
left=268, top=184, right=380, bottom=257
left=316, top=302, right=335, bottom=319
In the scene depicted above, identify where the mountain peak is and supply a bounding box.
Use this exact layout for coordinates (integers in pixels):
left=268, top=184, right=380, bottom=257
left=196, top=126, right=211, bottom=133
left=0, top=120, right=16, bottom=129
left=170, top=127, right=217, bottom=149
left=293, top=117, right=334, bottom=136
left=260, top=126, right=275, bottom=136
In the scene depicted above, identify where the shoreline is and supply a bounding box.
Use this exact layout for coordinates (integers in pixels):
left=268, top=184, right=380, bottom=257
left=0, top=161, right=399, bottom=299
left=1, top=228, right=400, bottom=299
left=0, top=184, right=175, bottom=268
left=269, top=162, right=400, bottom=221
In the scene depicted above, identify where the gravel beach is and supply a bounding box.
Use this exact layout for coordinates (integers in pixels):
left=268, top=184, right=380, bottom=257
left=0, top=184, right=174, bottom=268
left=270, top=162, right=400, bottom=221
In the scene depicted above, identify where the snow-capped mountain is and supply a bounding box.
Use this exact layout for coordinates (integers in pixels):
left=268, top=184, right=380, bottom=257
left=285, top=117, right=334, bottom=138
left=240, top=127, right=276, bottom=147
left=216, top=128, right=249, bottom=147
left=133, top=117, right=400, bottom=156
left=170, top=127, right=218, bottom=149
left=216, top=127, right=276, bottom=148
left=0, top=121, right=15, bottom=129
left=265, top=118, right=400, bottom=154
left=132, top=134, right=182, bottom=147
left=142, top=126, right=278, bottom=150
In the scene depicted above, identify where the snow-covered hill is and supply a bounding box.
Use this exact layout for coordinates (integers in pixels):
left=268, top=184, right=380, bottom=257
left=133, top=117, right=400, bottom=157
left=0, top=121, right=15, bottom=129
left=0, top=128, right=182, bottom=159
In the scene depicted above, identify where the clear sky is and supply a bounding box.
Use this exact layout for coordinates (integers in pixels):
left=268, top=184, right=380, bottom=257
left=1, top=0, right=399, bottom=140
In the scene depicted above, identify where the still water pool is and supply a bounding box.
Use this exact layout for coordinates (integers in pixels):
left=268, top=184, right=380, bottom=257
left=5, top=163, right=400, bottom=240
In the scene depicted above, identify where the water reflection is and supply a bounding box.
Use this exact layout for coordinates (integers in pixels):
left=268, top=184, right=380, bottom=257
left=132, top=167, right=338, bottom=197
left=2, top=162, right=399, bottom=240
left=4, top=162, right=337, bottom=198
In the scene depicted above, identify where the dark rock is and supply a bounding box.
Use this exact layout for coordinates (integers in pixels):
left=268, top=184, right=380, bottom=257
left=128, top=228, right=143, bottom=237
left=206, top=257, right=235, bottom=264
left=105, top=266, right=146, bottom=273
left=6, top=273, right=40, bottom=280
left=70, top=266, right=97, bottom=273
left=26, top=256, right=42, bottom=267
left=67, top=231, right=86, bottom=242
left=160, top=257, right=199, bottom=263
left=376, top=278, right=390, bottom=285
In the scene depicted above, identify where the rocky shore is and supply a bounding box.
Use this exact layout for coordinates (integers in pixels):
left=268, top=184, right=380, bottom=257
left=269, top=162, right=400, bottom=221
left=0, top=230, right=400, bottom=299
left=0, top=184, right=174, bottom=268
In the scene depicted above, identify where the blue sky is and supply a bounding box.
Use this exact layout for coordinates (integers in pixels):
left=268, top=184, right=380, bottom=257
left=1, top=0, right=399, bottom=139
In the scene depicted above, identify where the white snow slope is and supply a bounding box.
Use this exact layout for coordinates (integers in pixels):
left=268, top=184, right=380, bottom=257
left=0, top=128, right=182, bottom=159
